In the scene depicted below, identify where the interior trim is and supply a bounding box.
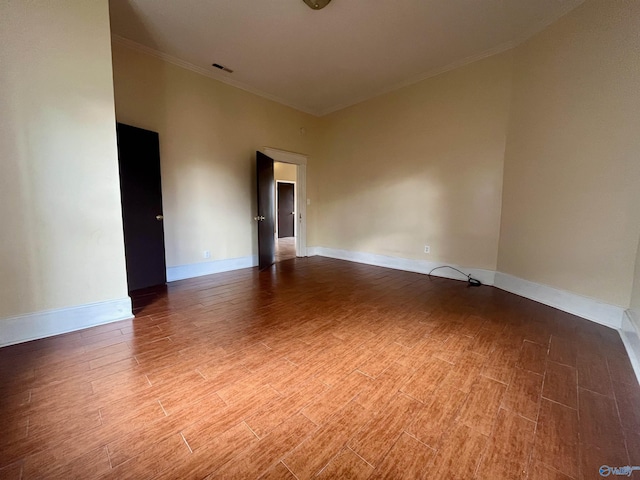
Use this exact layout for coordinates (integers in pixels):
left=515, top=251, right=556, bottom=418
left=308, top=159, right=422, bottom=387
left=166, top=255, right=258, bottom=282
left=263, top=147, right=309, bottom=258
left=309, top=246, right=496, bottom=286
left=2, top=251, right=635, bottom=384
left=0, top=297, right=133, bottom=348
left=111, top=35, right=319, bottom=116
left=620, top=310, right=640, bottom=384
left=308, top=246, right=625, bottom=330
left=263, top=147, right=308, bottom=166
left=494, top=272, right=624, bottom=329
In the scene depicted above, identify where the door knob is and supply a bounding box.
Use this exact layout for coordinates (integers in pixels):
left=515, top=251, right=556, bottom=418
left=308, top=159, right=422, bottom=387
left=254, top=216, right=265, bottom=221
left=290, top=211, right=295, bottom=215
left=156, top=215, right=164, bottom=221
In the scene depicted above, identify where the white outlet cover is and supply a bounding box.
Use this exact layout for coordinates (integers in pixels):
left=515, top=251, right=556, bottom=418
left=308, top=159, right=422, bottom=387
left=204, top=250, right=211, bottom=259
left=424, top=246, right=430, bottom=254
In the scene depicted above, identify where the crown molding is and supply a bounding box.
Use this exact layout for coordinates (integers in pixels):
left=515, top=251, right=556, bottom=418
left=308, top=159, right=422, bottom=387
left=317, top=1, right=584, bottom=116
left=316, top=40, right=518, bottom=116
left=112, top=33, right=516, bottom=118
left=110, top=35, right=321, bottom=117
left=111, top=1, right=583, bottom=118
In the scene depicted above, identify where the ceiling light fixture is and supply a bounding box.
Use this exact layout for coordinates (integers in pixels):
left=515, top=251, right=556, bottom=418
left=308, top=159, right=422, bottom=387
left=303, top=0, right=332, bottom=10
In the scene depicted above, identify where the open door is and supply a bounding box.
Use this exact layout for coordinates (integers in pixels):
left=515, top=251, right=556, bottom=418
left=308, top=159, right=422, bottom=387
left=256, top=151, right=275, bottom=270
left=117, top=123, right=167, bottom=291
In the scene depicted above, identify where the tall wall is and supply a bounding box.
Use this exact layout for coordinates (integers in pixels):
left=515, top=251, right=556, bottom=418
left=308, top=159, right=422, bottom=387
left=498, top=0, right=640, bottom=307
left=0, top=1, right=129, bottom=326
left=111, top=44, right=321, bottom=269
left=316, top=52, right=514, bottom=270
left=630, top=239, right=640, bottom=321
left=2, top=0, right=638, bottom=347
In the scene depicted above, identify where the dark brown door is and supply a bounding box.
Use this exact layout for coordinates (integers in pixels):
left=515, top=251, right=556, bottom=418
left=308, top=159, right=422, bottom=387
left=277, top=182, right=295, bottom=238
left=256, top=151, right=275, bottom=270
left=117, top=123, right=167, bottom=292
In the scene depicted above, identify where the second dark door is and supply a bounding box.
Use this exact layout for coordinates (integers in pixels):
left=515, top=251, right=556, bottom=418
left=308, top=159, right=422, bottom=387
left=277, top=183, right=295, bottom=238
left=117, top=123, right=167, bottom=292
left=256, top=151, right=276, bottom=270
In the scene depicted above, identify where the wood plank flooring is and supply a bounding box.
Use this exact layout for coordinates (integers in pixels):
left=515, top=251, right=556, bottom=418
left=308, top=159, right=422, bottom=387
left=275, top=237, right=296, bottom=263
left=0, top=257, right=638, bottom=479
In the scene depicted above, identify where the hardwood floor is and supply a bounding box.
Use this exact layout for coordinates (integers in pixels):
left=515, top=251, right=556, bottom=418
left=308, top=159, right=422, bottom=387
left=275, top=237, right=296, bottom=263
left=0, top=257, right=638, bottom=479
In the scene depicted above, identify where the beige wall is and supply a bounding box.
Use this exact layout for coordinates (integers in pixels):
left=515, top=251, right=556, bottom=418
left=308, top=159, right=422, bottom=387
left=498, top=0, right=640, bottom=307
left=631, top=238, right=640, bottom=318
left=3, top=0, right=637, bottom=336
left=0, top=1, right=128, bottom=318
left=274, top=162, right=297, bottom=183
left=316, top=52, right=513, bottom=270
left=111, top=45, right=321, bottom=267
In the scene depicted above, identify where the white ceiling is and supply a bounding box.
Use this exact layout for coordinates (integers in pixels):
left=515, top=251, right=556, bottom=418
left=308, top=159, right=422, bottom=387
left=109, top=0, right=584, bottom=116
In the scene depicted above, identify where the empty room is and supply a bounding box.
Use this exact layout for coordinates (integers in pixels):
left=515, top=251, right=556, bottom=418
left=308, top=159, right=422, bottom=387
left=1, top=0, right=639, bottom=479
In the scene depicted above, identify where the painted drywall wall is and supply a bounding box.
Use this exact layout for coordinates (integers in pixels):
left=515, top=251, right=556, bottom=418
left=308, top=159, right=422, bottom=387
left=631, top=238, right=640, bottom=320
left=627, top=235, right=640, bottom=379
left=0, top=1, right=129, bottom=319
left=315, top=52, right=513, bottom=270
left=111, top=44, right=321, bottom=268
left=274, top=162, right=297, bottom=183
left=498, top=0, right=640, bottom=308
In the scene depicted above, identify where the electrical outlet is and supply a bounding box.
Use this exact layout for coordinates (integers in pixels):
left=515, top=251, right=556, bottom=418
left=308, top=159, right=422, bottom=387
left=204, top=250, right=211, bottom=259
left=424, top=245, right=430, bottom=254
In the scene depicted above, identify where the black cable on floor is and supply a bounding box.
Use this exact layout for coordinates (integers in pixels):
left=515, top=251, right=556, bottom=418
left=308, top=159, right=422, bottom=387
left=428, top=265, right=482, bottom=287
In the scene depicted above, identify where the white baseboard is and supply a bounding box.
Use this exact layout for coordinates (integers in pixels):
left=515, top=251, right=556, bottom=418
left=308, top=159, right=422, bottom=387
left=494, top=272, right=625, bottom=329
left=309, top=247, right=496, bottom=286
left=0, top=297, right=133, bottom=348
left=167, top=255, right=258, bottom=282
left=620, top=310, right=640, bottom=384
left=308, top=246, right=625, bottom=331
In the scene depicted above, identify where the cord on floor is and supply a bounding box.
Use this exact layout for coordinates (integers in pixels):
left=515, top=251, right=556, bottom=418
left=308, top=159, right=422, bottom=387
left=428, top=266, right=482, bottom=287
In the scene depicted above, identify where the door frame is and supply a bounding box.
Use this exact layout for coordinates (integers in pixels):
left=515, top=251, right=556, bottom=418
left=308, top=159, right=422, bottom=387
left=263, top=147, right=308, bottom=257
left=275, top=180, right=296, bottom=239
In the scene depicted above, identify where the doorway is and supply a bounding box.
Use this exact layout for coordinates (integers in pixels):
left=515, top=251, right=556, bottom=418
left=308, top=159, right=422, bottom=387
left=263, top=147, right=308, bottom=259
left=276, top=180, right=296, bottom=262
left=276, top=182, right=295, bottom=238
left=275, top=161, right=297, bottom=263
left=116, top=123, right=167, bottom=292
